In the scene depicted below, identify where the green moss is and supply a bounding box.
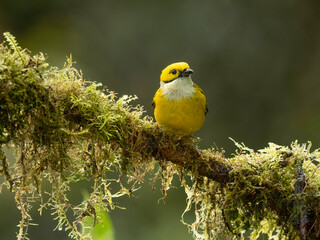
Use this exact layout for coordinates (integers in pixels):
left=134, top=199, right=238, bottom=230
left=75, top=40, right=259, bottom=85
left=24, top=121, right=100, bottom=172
left=1, top=33, right=320, bottom=240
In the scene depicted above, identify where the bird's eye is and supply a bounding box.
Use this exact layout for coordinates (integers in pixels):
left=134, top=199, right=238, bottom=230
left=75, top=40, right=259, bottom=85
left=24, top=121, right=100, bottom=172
left=171, top=69, right=177, bottom=75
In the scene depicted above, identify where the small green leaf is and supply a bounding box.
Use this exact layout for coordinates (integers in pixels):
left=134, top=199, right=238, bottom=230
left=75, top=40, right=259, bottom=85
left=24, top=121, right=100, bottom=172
left=83, top=206, right=115, bottom=240
left=81, top=191, right=115, bottom=240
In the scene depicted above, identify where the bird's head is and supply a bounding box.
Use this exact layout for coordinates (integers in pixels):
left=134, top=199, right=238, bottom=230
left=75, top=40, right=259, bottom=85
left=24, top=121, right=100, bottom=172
left=160, top=62, right=194, bottom=83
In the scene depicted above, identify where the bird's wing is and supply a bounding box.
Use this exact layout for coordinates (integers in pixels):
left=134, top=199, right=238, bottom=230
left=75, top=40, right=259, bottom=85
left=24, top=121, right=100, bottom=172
left=152, top=99, right=155, bottom=109
left=152, top=88, right=161, bottom=109
left=193, top=83, right=208, bottom=115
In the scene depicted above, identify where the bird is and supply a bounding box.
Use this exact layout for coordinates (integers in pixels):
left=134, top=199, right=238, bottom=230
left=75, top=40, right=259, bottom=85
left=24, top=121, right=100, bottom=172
left=152, top=62, right=207, bottom=135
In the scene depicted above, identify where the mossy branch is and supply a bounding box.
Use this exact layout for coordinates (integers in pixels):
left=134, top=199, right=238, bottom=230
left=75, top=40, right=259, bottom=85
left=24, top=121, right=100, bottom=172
left=1, top=33, right=320, bottom=240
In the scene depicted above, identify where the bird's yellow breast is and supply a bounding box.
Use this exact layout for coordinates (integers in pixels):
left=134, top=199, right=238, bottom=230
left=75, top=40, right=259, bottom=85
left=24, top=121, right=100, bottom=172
left=153, top=86, right=206, bottom=135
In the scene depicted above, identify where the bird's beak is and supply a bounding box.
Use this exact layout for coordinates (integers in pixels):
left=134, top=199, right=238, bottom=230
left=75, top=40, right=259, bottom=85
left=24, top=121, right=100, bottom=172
left=181, top=68, right=194, bottom=77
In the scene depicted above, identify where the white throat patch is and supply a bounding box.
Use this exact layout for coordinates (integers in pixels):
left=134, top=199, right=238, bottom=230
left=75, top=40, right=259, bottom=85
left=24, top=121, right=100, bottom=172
left=160, top=76, right=195, bottom=101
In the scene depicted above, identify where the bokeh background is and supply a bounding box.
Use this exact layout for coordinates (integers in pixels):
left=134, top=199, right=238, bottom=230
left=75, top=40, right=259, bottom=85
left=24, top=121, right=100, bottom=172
left=1, top=0, right=320, bottom=239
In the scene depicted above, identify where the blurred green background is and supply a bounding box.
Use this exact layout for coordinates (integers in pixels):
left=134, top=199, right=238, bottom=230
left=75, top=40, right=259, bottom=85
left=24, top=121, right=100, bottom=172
left=1, top=0, right=320, bottom=239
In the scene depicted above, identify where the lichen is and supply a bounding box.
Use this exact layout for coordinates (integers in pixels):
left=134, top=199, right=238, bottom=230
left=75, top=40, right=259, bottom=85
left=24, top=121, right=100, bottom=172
left=1, top=32, right=320, bottom=240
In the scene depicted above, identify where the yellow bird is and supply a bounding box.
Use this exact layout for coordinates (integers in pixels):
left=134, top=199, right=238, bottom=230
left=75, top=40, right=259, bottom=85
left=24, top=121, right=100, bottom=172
left=152, top=62, right=208, bottom=135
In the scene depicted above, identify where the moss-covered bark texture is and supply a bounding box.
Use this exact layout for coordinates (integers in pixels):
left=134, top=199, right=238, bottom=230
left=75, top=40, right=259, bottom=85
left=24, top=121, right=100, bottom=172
left=1, top=33, right=320, bottom=240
